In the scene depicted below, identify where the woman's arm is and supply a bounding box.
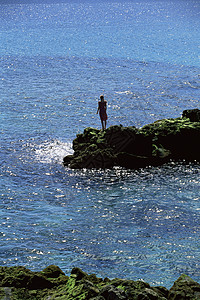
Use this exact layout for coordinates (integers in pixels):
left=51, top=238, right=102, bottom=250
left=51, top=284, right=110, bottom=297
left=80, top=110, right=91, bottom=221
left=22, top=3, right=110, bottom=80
left=97, top=102, right=100, bottom=114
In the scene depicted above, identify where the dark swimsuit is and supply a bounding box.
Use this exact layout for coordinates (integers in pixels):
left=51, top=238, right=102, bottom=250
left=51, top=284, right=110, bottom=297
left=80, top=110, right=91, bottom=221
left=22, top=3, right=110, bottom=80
left=98, top=101, right=107, bottom=121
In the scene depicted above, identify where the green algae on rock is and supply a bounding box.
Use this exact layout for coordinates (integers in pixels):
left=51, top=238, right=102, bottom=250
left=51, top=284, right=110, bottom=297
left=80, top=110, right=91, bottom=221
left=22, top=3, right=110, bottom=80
left=168, top=274, right=200, bottom=300
left=63, top=109, right=200, bottom=169
left=0, top=265, right=200, bottom=299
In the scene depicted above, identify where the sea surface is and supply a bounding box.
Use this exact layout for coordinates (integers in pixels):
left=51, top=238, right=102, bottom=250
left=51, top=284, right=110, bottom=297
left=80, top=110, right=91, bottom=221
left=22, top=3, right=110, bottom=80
left=0, top=0, right=200, bottom=288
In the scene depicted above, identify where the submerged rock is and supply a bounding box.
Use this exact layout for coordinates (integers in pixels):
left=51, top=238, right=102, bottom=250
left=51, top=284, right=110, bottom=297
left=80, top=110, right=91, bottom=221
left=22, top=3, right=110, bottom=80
left=0, top=265, right=200, bottom=299
left=63, top=109, right=200, bottom=169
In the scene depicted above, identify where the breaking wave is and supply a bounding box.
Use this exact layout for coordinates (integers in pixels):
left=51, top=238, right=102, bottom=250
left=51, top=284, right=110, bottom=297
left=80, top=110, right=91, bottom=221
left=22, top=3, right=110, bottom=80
left=34, top=140, right=73, bottom=164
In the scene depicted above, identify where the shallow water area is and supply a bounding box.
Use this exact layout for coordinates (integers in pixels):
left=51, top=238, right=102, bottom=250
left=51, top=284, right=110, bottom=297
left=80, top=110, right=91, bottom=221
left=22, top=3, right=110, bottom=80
left=0, top=0, right=200, bottom=289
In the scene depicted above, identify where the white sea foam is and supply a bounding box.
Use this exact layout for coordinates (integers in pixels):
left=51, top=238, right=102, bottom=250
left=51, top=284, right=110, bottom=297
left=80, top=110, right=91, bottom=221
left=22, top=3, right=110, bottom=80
left=115, top=90, right=134, bottom=95
left=34, top=140, right=73, bottom=164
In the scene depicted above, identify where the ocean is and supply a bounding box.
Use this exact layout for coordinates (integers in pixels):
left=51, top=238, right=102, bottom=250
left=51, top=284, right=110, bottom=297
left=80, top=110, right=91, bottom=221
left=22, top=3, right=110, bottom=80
left=0, top=0, right=200, bottom=288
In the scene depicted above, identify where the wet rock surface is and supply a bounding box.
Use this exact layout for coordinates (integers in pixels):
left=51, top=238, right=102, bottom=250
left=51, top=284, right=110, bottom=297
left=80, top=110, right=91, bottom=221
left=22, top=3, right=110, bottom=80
left=63, top=109, right=200, bottom=169
left=0, top=266, right=200, bottom=299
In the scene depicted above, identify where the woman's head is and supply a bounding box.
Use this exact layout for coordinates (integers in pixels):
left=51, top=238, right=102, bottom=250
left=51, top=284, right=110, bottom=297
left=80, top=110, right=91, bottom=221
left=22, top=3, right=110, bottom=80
left=100, top=95, right=104, bottom=101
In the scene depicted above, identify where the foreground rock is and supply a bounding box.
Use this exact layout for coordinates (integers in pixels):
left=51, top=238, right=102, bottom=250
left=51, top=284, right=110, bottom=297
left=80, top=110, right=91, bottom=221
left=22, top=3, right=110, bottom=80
left=63, top=109, right=200, bottom=169
left=0, top=266, right=200, bottom=299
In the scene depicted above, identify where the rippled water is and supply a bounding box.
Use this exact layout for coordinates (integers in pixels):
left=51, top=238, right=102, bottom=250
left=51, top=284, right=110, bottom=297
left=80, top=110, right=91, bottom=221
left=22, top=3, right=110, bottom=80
left=0, top=0, right=200, bottom=288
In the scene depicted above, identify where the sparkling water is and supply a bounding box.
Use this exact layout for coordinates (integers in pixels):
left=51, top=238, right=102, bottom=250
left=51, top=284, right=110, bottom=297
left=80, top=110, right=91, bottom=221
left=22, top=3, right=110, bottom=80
left=0, top=0, right=200, bottom=288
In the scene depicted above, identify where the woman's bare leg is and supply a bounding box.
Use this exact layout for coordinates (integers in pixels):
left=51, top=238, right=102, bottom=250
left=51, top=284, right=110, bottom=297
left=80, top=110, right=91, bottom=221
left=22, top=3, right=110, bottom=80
left=101, top=119, right=104, bottom=130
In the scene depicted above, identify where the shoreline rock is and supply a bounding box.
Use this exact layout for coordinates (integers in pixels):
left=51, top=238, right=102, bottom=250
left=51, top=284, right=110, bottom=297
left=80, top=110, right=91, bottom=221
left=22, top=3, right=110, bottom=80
left=63, top=109, right=200, bottom=169
left=0, top=265, right=200, bottom=299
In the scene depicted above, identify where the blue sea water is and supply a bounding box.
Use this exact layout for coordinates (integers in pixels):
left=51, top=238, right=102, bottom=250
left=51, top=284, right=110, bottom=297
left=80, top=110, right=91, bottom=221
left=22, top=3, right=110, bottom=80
left=0, top=0, right=200, bottom=288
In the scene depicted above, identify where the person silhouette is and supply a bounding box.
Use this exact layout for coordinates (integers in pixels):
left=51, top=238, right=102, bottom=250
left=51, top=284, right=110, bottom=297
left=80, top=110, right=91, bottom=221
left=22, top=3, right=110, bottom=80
left=97, top=95, right=108, bottom=130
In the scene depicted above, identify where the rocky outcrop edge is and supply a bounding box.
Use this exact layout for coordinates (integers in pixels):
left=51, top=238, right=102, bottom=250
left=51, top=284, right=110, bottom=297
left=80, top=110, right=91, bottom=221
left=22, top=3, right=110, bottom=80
left=0, top=265, right=200, bottom=299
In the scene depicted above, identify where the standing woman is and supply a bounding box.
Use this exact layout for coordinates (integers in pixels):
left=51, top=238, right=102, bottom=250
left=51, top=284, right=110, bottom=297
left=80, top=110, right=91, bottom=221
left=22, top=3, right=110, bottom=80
left=97, top=95, right=108, bottom=130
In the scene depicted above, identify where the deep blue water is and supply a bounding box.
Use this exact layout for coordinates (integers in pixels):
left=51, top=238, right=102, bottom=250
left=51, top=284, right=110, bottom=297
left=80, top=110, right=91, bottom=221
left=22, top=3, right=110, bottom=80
left=0, top=0, right=200, bottom=288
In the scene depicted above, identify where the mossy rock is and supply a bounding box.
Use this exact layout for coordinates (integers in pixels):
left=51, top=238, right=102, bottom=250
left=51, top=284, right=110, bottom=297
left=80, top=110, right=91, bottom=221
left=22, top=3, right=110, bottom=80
left=51, top=268, right=100, bottom=300
left=182, top=109, right=200, bottom=122
left=1, top=266, right=200, bottom=299
left=168, top=274, right=200, bottom=300
left=69, top=148, right=116, bottom=169
left=64, top=110, right=200, bottom=169
left=41, top=265, right=68, bottom=285
left=0, top=270, right=53, bottom=290
left=41, top=265, right=66, bottom=278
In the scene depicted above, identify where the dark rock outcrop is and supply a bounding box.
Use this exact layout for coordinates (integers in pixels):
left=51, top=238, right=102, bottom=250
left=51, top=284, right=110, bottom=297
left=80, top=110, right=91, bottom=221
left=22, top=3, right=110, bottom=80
left=63, top=109, right=200, bottom=169
left=0, top=265, right=200, bottom=299
left=182, top=109, right=200, bottom=122
left=168, top=274, right=200, bottom=300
